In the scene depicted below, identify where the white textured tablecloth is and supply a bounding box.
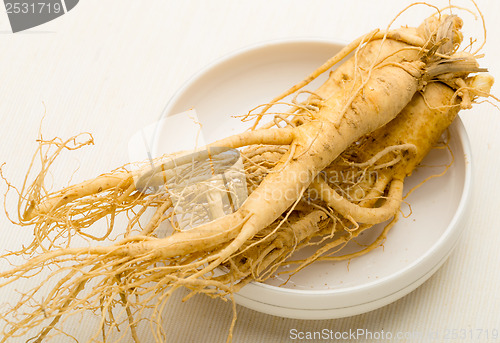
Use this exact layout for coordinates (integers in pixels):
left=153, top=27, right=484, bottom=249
left=0, top=1, right=499, bottom=342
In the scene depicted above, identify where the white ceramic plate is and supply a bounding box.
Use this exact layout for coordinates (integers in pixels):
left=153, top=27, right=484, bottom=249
left=153, top=39, right=472, bottom=319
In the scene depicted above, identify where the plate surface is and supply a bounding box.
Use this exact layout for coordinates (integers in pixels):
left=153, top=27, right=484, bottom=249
left=154, top=39, right=472, bottom=319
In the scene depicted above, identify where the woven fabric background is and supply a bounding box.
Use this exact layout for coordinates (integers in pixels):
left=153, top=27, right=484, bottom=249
left=0, top=1, right=498, bottom=342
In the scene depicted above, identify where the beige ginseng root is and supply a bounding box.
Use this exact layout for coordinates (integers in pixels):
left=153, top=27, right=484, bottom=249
left=287, top=73, right=495, bottom=271
left=0, top=11, right=491, bottom=343
left=10, top=14, right=477, bottom=256
left=217, top=74, right=494, bottom=288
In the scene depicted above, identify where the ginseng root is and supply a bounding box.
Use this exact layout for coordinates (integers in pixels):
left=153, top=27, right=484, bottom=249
left=0, top=9, right=494, bottom=343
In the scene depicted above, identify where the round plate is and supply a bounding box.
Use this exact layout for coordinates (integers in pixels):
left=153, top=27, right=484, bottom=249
left=153, top=39, right=472, bottom=319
